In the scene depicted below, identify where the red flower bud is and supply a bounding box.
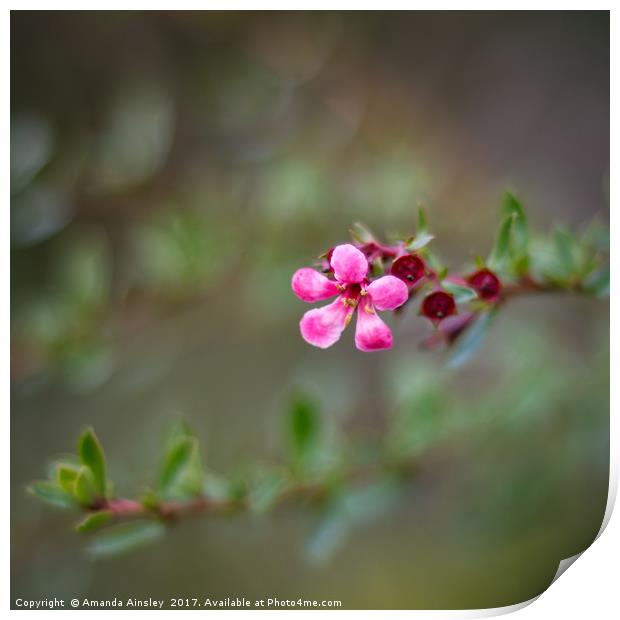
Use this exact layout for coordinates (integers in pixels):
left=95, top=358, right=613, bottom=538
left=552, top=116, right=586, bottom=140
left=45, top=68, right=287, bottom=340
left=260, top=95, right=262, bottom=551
left=466, top=268, right=502, bottom=302
left=421, top=290, right=457, bottom=324
left=390, top=254, right=425, bottom=286
left=359, top=242, right=379, bottom=259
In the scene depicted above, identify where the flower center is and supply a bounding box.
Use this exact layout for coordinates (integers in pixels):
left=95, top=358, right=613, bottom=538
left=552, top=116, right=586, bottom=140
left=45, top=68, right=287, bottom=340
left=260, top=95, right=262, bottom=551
left=339, top=283, right=362, bottom=307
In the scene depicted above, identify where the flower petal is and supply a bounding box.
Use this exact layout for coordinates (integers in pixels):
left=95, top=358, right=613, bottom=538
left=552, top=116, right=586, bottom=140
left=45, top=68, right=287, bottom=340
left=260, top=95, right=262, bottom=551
left=366, top=275, right=409, bottom=311
left=354, top=299, right=393, bottom=352
left=330, top=244, right=368, bottom=284
left=300, top=297, right=353, bottom=349
left=291, top=268, right=340, bottom=303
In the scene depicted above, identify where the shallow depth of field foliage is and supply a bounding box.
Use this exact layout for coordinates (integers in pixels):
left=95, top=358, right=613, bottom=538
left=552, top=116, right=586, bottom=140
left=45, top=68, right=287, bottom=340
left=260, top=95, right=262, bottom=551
left=11, top=11, right=609, bottom=610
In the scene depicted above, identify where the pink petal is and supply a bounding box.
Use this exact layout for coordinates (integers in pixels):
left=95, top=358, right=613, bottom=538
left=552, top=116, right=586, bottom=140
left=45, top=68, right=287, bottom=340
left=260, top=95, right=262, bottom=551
left=300, top=297, right=353, bottom=349
left=291, top=268, right=340, bottom=303
left=354, top=299, right=393, bottom=352
left=366, top=275, right=409, bottom=311
left=330, top=244, right=368, bottom=284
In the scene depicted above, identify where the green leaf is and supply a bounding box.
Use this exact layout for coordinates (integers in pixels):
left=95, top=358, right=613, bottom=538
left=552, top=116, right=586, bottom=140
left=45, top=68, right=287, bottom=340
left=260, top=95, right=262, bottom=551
left=340, top=479, right=400, bottom=524
left=140, top=488, right=159, bottom=511
left=417, top=205, right=428, bottom=233
left=28, top=481, right=79, bottom=509
left=248, top=470, right=290, bottom=515
left=74, top=466, right=97, bottom=506
left=165, top=418, right=194, bottom=450
left=582, top=265, right=609, bottom=298
left=406, top=231, right=434, bottom=252
left=503, top=192, right=529, bottom=260
left=202, top=472, right=232, bottom=502
left=159, top=437, right=196, bottom=496
left=581, top=220, right=609, bottom=254
left=553, top=227, right=577, bottom=278
left=287, top=393, right=321, bottom=473
left=56, top=463, right=80, bottom=494
left=442, top=281, right=477, bottom=304
left=448, top=310, right=496, bottom=368
left=488, top=213, right=514, bottom=269
left=224, top=474, right=249, bottom=504
left=78, top=428, right=107, bottom=498
left=422, top=249, right=444, bottom=274
left=88, top=520, right=166, bottom=557
left=75, top=510, right=113, bottom=533
left=350, top=222, right=375, bottom=244
left=305, top=509, right=350, bottom=565
left=371, top=256, right=385, bottom=276
left=46, top=454, right=80, bottom=479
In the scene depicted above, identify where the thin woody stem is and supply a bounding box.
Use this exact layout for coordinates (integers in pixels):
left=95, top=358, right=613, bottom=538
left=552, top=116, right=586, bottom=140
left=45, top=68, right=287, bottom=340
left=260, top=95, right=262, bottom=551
left=91, top=459, right=407, bottom=525
left=102, top=496, right=232, bottom=522
left=500, top=277, right=583, bottom=299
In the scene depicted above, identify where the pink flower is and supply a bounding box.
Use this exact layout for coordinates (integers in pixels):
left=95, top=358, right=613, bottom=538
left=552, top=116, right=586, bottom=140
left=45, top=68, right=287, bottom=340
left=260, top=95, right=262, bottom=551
left=291, top=244, right=409, bottom=351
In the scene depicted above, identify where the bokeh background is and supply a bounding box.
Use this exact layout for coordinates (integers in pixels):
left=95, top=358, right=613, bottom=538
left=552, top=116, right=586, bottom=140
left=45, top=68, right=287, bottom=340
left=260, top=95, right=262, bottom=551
left=11, top=11, right=609, bottom=609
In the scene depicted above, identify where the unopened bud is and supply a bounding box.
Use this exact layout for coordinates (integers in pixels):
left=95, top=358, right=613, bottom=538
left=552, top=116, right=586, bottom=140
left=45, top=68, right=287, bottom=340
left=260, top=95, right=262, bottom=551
left=390, top=254, right=425, bottom=286
left=466, top=268, right=501, bottom=302
left=421, top=290, right=457, bottom=324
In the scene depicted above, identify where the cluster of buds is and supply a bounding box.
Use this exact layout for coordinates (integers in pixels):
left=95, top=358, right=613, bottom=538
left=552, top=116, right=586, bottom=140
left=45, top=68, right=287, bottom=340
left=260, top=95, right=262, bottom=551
left=291, top=216, right=503, bottom=352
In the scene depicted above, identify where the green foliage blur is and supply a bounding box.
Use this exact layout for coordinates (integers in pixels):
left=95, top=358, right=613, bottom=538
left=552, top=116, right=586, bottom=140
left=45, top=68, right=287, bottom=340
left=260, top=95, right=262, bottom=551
left=11, top=11, right=608, bottom=610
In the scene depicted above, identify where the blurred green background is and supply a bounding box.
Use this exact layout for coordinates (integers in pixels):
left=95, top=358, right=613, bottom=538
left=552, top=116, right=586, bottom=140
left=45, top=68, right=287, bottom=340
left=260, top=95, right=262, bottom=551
left=11, top=11, right=609, bottom=609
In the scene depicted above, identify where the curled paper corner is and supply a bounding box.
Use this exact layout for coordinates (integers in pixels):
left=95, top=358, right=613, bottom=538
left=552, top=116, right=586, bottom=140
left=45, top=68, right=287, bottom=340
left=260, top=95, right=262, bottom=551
left=451, top=596, right=538, bottom=618
left=479, top=597, right=538, bottom=617
left=595, top=463, right=618, bottom=541
left=535, top=467, right=617, bottom=603
left=551, top=552, right=583, bottom=585
left=473, top=555, right=583, bottom=619
left=549, top=460, right=619, bottom=584
left=464, top=550, right=596, bottom=619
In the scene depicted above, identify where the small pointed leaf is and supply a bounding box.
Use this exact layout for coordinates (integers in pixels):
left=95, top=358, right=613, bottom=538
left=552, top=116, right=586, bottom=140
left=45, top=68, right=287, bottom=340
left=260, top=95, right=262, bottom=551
left=56, top=464, right=80, bottom=494
left=78, top=428, right=107, bottom=498
left=74, top=466, right=97, bottom=506
left=350, top=222, right=375, bottom=244
left=503, top=192, right=529, bottom=257
left=75, top=510, right=113, bottom=533
left=583, top=265, right=609, bottom=298
left=248, top=470, right=290, bottom=515
left=406, top=232, right=434, bottom=251
left=288, top=393, right=321, bottom=474
left=305, top=510, right=350, bottom=565
left=448, top=310, right=496, bottom=368
left=488, top=213, right=514, bottom=268
left=442, top=281, right=477, bottom=304
left=417, top=205, right=428, bottom=233
left=554, top=227, right=577, bottom=278
left=28, top=481, right=79, bottom=509
left=159, top=437, right=196, bottom=496
left=88, top=520, right=166, bottom=557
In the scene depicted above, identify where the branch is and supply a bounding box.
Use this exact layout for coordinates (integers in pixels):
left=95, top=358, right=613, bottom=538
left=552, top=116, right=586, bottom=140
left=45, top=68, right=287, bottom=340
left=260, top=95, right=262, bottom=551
left=27, top=194, right=608, bottom=556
